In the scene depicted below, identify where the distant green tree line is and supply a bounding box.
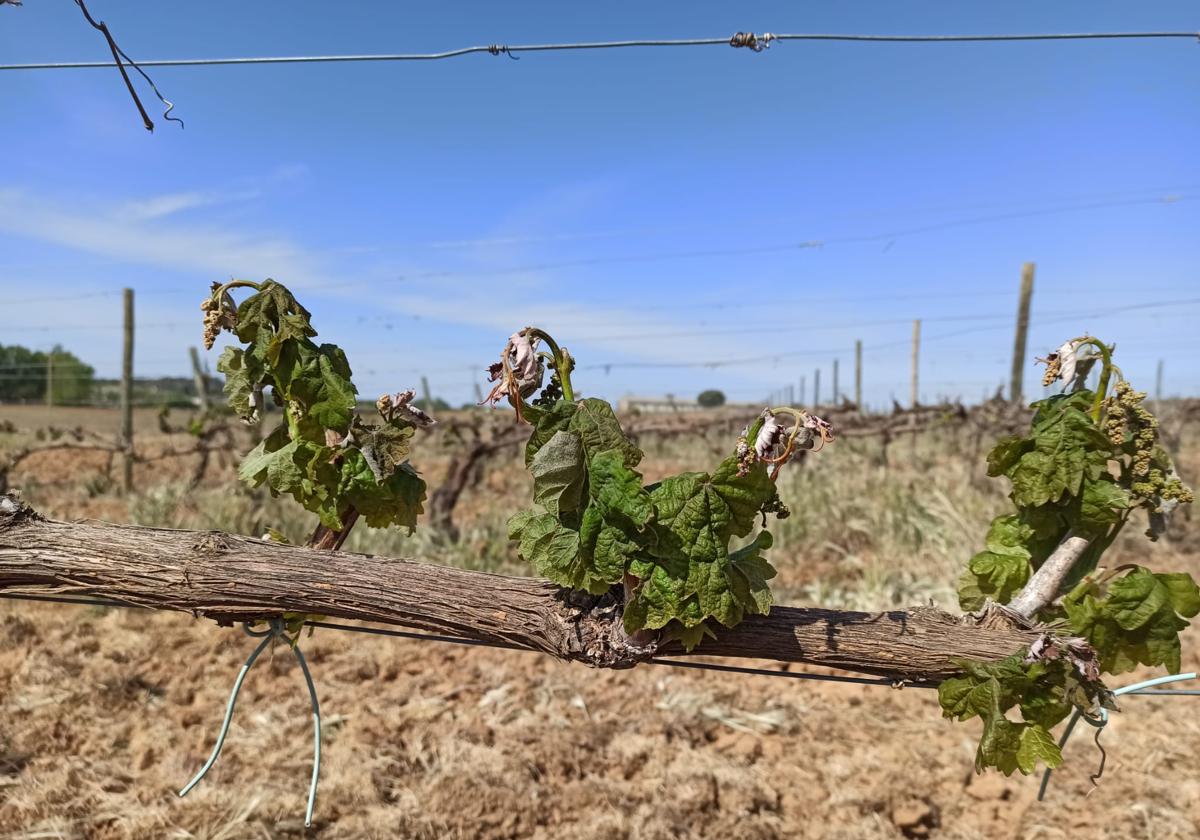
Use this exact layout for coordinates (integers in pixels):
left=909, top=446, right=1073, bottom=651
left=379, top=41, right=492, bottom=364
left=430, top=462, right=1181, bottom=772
left=0, top=343, right=94, bottom=404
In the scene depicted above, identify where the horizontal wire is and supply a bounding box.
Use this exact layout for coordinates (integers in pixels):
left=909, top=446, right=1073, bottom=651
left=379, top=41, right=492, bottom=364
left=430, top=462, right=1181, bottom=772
left=288, top=195, right=1199, bottom=294
left=5, top=294, right=1195, bottom=356
left=575, top=297, right=1200, bottom=371
left=5, top=291, right=123, bottom=305
left=0, top=593, right=150, bottom=609
left=1, top=322, right=190, bottom=333
left=304, top=619, right=511, bottom=651
left=2, top=31, right=1198, bottom=72
left=310, top=183, right=1200, bottom=255
left=2, top=192, right=1189, bottom=312
left=568, top=298, right=1200, bottom=344
left=645, top=657, right=920, bottom=687
left=0, top=592, right=919, bottom=688
left=6, top=593, right=1200, bottom=696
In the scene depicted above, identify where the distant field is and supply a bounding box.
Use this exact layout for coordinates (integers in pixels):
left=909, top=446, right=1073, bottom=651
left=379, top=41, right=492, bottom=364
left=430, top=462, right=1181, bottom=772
left=0, top=405, right=201, bottom=437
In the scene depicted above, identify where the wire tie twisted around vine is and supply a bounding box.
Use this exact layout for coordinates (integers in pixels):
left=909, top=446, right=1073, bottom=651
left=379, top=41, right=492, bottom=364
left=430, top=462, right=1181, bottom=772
left=1037, top=671, right=1197, bottom=801
left=178, top=619, right=323, bottom=827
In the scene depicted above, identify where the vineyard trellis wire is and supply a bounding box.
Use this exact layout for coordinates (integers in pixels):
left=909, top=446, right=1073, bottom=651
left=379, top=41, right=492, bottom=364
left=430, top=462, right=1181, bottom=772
left=0, top=412, right=240, bottom=494
left=5, top=30, right=1199, bottom=72
left=3, top=2, right=1198, bottom=135
left=4, top=397, right=1195, bottom=539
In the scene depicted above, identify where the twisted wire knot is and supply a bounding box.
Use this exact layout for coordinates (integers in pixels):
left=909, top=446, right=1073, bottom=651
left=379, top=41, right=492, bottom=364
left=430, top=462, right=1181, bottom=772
left=730, top=31, right=776, bottom=51
left=487, top=44, right=519, bottom=60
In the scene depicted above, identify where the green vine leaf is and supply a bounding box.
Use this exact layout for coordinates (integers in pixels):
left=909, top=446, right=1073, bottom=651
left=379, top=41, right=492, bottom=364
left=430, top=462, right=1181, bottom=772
left=1158, top=573, right=1200, bottom=617
left=211, top=279, right=430, bottom=538
left=621, top=458, right=778, bottom=637
left=1064, top=567, right=1199, bottom=675
left=216, top=346, right=258, bottom=420
left=986, top=435, right=1033, bottom=477
left=939, top=655, right=1030, bottom=721
left=939, top=654, right=1074, bottom=775
left=524, top=400, right=578, bottom=466
left=668, top=622, right=717, bottom=652
left=1107, top=570, right=1172, bottom=630
left=349, top=419, right=416, bottom=482
left=1005, top=394, right=1114, bottom=508
left=1075, top=477, right=1130, bottom=533
left=498, top=329, right=826, bottom=652
left=282, top=345, right=357, bottom=436
left=237, top=424, right=291, bottom=487
left=587, top=449, right=653, bottom=529
left=649, top=470, right=731, bottom=567
left=623, top=553, right=687, bottom=632
left=233, top=280, right=315, bottom=345
left=584, top=513, right=642, bottom=585
left=957, top=515, right=1034, bottom=610
left=339, top=453, right=426, bottom=532
left=568, top=398, right=642, bottom=468
left=710, top=457, right=777, bottom=539
left=728, top=531, right=777, bottom=615
left=1015, top=724, right=1063, bottom=775
left=529, top=430, right=586, bottom=517
left=510, top=441, right=653, bottom=594
left=507, top=509, right=598, bottom=592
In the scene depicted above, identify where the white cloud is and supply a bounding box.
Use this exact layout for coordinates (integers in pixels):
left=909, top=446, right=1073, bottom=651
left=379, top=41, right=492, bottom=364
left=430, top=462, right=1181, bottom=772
left=117, top=187, right=263, bottom=222
left=0, top=186, right=328, bottom=289
left=358, top=289, right=779, bottom=389
left=0, top=176, right=783, bottom=402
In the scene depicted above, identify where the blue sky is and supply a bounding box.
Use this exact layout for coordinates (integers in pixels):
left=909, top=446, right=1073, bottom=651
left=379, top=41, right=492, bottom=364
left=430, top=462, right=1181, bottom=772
left=1, top=1, right=1198, bottom=408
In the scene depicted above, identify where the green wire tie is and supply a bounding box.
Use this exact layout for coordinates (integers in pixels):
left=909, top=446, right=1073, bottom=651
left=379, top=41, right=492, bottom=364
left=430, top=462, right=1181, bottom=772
left=178, top=619, right=322, bottom=827
left=1038, top=670, right=1197, bottom=801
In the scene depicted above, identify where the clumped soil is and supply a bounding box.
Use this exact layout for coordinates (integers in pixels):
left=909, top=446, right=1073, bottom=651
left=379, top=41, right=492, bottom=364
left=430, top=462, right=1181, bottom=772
left=2, top=601, right=1198, bottom=839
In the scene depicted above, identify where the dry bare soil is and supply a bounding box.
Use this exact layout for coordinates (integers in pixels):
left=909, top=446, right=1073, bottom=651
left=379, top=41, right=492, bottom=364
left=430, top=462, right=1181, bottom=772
left=2, top=407, right=1198, bottom=839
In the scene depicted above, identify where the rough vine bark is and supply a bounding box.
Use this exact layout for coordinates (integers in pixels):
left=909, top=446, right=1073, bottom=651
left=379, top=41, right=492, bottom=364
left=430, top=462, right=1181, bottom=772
left=0, top=494, right=1046, bottom=682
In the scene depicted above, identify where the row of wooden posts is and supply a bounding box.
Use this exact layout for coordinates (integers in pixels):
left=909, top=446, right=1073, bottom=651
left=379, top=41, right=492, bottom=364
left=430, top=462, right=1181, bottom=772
left=95, top=286, right=439, bottom=497
left=59, top=263, right=1171, bottom=495
left=47, top=264, right=1042, bottom=495
left=771, top=262, right=1038, bottom=410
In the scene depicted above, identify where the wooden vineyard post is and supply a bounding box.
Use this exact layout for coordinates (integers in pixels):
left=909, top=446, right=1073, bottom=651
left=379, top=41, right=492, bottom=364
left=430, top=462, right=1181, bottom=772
left=814, top=368, right=821, bottom=408
left=910, top=319, right=921, bottom=409
left=1156, top=359, right=1164, bottom=408
left=799, top=375, right=806, bottom=406
left=833, top=358, right=840, bottom=406
left=44, top=347, right=54, bottom=407
left=421, top=375, right=433, bottom=411
left=120, top=288, right=134, bottom=495
left=189, top=347, right=210, bottom=411
left=910, top=319, right=921, bottom=457
left=1009, top=262, right=1035, bottom=403
left=854, top=339, right=863, bottom=411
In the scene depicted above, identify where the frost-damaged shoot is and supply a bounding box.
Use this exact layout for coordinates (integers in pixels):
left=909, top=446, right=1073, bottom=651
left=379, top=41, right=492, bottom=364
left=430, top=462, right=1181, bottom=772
left=485, top=326, right=835, bottom=652
left=202, top=279, right=433, bottom=564
left=198, top=277, right=443, bottom=820
left=945, top=335, right=1196, bottom=776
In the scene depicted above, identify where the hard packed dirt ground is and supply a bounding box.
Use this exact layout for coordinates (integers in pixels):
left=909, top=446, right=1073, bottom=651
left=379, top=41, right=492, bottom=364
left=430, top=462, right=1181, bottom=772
left=2, top=406, right=1199, bottom=839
